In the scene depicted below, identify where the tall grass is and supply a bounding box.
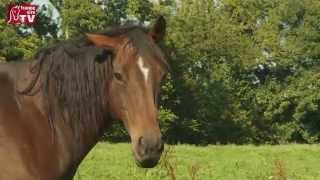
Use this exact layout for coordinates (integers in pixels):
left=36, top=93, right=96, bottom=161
left=273, top=160, right=288, bottom=180
left=160, top=146, right=177, bottom=180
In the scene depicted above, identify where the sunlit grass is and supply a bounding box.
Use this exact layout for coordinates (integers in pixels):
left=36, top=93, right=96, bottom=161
left=74, top=143, right=320, bottom=180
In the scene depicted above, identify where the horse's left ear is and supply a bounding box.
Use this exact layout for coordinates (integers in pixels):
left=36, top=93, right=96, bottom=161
left=86, top=33, right=124, bottom=50
left=149, top=16, right=166, bottom=43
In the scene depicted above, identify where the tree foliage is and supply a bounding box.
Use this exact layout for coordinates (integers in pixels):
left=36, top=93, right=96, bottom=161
left=61, top=0, right=107, bottom=39
left=161, top=0, right=320, bottom=144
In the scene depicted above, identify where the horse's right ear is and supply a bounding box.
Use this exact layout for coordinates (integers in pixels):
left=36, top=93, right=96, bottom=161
left=86, top=33, right=124, bottom=50
left=149, top=15, right=166, bottom=43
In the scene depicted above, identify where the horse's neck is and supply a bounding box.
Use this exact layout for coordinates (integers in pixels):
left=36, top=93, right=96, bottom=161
left=13, top=59, right=110, bottom=177
left=53, top=112, right=109, bottom=177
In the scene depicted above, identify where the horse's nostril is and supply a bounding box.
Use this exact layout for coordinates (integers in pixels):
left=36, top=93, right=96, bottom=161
left=138, top=136, right=144, bottom=146
left=136, top=136, right=164, bottom=157
left=137, top=136, right=147, bottom=155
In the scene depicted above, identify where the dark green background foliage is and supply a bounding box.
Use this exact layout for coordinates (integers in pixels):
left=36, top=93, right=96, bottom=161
left=1, top=0, right=319, bottom=144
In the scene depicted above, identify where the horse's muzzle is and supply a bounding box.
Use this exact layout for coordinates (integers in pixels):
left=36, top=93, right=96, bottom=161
left=134, top=136, right=164, bottom=168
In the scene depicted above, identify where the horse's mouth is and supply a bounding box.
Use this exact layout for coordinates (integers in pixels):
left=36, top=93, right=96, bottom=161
left=135, top=157, right=160, bottom=168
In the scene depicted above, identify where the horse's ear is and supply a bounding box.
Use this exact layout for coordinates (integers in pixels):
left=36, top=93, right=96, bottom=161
left=86, top=33, right=123, bottom=50
left=149, top=15, right=166, bottom=43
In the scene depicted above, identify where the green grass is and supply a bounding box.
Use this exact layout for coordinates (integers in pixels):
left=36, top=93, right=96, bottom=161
left=74, top=143, right=320, bottom=180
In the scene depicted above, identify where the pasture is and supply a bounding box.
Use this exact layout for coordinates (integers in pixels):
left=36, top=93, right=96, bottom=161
left=75, top=143, right=320, bottom=180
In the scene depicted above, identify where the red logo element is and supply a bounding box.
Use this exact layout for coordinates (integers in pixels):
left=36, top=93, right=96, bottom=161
left=7, top=3, right=38, bottom=25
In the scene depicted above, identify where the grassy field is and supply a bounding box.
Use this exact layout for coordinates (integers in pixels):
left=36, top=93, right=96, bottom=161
left=74, top=143, right=320, bottom=180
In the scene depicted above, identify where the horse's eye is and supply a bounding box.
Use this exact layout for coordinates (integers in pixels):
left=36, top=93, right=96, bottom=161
left=114, top=72, right=123, bottom=81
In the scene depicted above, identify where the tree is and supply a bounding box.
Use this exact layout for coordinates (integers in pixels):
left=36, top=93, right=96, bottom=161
left=126, top=0, right=153, bottom=23
left=33, top=5, right=59, bottom=39
left=103, top=0, right=128, bottom=25
left=61, top=0, right=107, bottom=39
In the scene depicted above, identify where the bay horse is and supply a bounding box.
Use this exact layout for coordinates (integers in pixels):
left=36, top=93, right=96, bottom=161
left=0, top=16, right=168, bottom=179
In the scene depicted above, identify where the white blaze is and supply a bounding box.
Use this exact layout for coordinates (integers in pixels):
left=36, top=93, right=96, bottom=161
left=138, top=56, right=149, bottom=82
